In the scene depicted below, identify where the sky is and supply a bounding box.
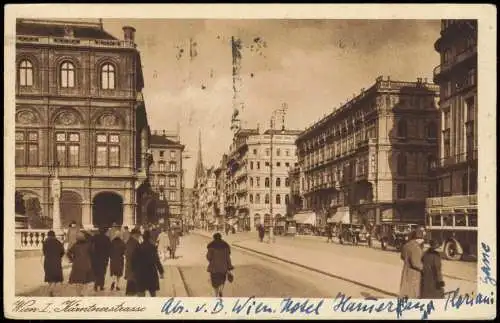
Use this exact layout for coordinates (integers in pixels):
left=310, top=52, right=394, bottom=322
left=101, top=19, right=441, bottom=188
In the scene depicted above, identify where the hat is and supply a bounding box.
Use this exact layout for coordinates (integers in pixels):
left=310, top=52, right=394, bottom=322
left=414, top=229, right=424, bottom=239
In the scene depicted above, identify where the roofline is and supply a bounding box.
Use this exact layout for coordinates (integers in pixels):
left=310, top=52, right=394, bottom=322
left=17, top=18, right=102, bottom=29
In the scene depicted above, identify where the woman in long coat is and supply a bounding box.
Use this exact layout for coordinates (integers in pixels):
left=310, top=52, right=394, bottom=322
left=124, top=228, right=141, bottom=296
left=168, top=228, right=179, bottom=259
left=206, top=232, right=234, bottom=297
left=109, top=232, right=126, bottom=291
left=421, top=240, right=445, bottom=299
left=43, top=230, right=65, bottom=296
left=90, top=227, right=112, bottom=292
left=67, top=231, right=94, bottom=296
left=399, top=230, right=424, bottom=298
left=135, top=231, right=164, bottom=297
left=157, top=228, right=170, bottom=262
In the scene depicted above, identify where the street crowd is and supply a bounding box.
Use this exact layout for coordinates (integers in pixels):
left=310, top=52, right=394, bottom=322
left=42, top=222, right=181, bottom=297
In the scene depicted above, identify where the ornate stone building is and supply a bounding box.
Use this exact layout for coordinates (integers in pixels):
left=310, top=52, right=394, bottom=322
left=15, top=19, right=151, bottom=229
left=148, top=130, right=185, bottom=227
left=296, top=76, right=440, bottom=226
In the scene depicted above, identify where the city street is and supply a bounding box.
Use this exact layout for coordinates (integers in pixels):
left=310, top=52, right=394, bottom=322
left=18, top=233, right=391, bottom=298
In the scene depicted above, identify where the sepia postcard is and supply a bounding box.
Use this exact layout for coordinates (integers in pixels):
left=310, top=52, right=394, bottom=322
left=3, top=3, right=497, bottom=320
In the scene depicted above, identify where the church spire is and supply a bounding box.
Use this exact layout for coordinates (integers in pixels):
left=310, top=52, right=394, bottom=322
left=194, top=129, right=205, bottom=188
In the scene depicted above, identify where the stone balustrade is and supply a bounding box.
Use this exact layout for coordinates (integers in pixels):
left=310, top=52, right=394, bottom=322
left=15, top=229, right=65, bottom=250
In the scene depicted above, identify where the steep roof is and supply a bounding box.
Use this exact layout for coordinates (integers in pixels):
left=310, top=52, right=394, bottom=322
left=16, top=19, right=117, bottom=40
left=150, top=134, right=183, bottom=147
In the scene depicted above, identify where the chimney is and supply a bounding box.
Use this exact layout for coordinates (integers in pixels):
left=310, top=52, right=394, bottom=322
left=122, top=26, right=136, bottom=42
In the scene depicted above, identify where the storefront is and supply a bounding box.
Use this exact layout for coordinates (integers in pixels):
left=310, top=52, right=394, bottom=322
left=293, top=211, right=316, bottom=235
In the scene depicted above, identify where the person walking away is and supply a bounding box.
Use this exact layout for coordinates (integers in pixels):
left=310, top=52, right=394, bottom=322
left=122, top=226, right=130, bottom=244
left=135, top=231, right=164, bottom=297
left=151, top=225, right=160, bottom=246
left=168, top=228, right=179, bottom=259
left=157, top=227, right=170, bottom=262
left=421, top=239, right=445, bottom=299
left=258, top=224, right=265, bottom=242
left=326, top=225, right=333, bottom=243
left=90, top=227, right=112, bottom=292
left=109, top=231, right=126, bottom=291
left=399, top=230, right=425, bottom=299
left=67, top=231, right=94, bottom=296
left=43, top=230, right=65, bottom=296
left=206, top=233, right=234, bottom=297
left=124, top=228, right=141, bottom=296
left=66, top=221, right=79, bottom=252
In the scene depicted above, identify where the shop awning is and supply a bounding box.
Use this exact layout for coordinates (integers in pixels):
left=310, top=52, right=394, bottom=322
left=327, top=208, right=350, bottom=223
left=293, top=212, right=316, bottom=225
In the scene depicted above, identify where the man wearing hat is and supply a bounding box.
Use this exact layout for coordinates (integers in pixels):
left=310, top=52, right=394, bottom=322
left=124, top=228, right=141, bottom=296
left=399, top=229, right=425, bottom=299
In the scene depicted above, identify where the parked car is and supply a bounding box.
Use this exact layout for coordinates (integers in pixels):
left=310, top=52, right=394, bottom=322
left=373, top=222, right=423, bottom=251
left=338, top=223, right=372, bottom=246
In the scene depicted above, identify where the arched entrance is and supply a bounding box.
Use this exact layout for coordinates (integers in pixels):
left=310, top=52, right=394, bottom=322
left=92, top=192, right=123, bottom=228
left=60, top=191, right=82, bottom=227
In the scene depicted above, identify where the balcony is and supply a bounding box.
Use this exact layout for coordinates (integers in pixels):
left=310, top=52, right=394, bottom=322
left=16, top=35, right=136, bottom=49
left=433, top=47, right=477, bottom=81
left=434, top=150, right=478, bottom=169
left=426, top=194, right=477, bottom=208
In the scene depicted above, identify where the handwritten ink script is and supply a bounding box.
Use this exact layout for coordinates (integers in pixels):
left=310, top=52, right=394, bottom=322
left=12, top=299, right=146, bottom=313
left=480, top=242, right=497, bottom=286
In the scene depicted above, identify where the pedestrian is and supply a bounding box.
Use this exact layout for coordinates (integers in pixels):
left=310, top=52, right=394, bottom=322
left=107, top=222, right=120, bottom=240
left=168, top=227, right=179, bottom=259
left=42, top=230, right=65, bottom=296
left=258, top=224, right=265, bottom=242
left=122, top=226, right=130, bottom=244
left=421, top=239, right=445, bottom=299
left=225, top=224, right=230, bottom=236
left=157, top=227, right=170, bottom=262
left=399, top=230, right=425, bottom=299
left=90, top=227, right=112, bottom=292
left=326, top=225, right=333, bottom=243
left=206, top=232, right=234, bottom=297
left=135, top=231, right=164, bottom=297
left=66, top=221, right=79, bottom=251
left=150, top=225, right=160, bottom=246
left=124, top=228, right=141, bottom=296
left=110, top=231, right=126, bottom=292
left=67, top=231, right=94, bottom=296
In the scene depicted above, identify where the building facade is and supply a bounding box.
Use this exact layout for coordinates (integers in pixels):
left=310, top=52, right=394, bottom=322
left=148, top=130, right=185, bottom=227
left=214, top=154, right=228, bottom=230
left=15, top=19, right=151, bottom=229
left=296, top=76, right=440, bottom=227
left=426, top=20, right=477, bottom=226
left=225, top=128, right=301, bottom=232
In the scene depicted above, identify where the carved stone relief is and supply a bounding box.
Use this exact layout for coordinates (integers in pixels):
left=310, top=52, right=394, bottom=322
left=16, top=110, right=38, bottom=124
left=55, top=110, right=78, bottom=125
left=99, top=114, right=118, bottom=127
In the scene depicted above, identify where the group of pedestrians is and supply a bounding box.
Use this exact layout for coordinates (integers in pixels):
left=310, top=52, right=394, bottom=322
left=42, top=222, right=181, bottom=297
left=399, top=230, right=446, bottom=299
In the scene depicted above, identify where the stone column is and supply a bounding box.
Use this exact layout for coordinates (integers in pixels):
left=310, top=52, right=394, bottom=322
left=51, top=178, right=62, bottom=234
left=123, top=203, right=135, bottom=227
left=82, top=201, right=93, bottom=230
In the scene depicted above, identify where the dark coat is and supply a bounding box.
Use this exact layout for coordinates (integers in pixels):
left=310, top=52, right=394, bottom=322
left=421, top=250, right=445, bottom=299
left=110, top=237, right=126, bottom=277
left=168, top=231, right=179, bottom=250
left=134, top=241, right=164, bottom=292
left=124, top=237, right=140, bottom=281
left=67, top=240, right=94, bottom=284
left=90, top=233, right=112, bottom=276
left=258, top=226, right=265, bottom=238
left=206, top=239, right=234, bottom=274
left=43, top=237, right=65, bottom=283
left=399, top=239, right=424, bottom=298
left=327, top=227, right=333, bottom=238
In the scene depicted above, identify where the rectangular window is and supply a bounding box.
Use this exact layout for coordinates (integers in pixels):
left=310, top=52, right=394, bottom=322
left=170, top=163, right=177, bottom=172
left=253, top=149, right=257, bottom=155
left=109, top=134, right=119, bottom=143
left=159, top=162, right=166, bottom=172
left=57, top=144, right=67, bottom=166
left=159, top=150, right=165, bottom=157
left=276, top=162, right=281, bottom=167
left=257, top=162, right=260, bottom=170
left=109, top=146, right=120, bottom=167
left=96, top=146, right=107, bottom=166
left=397, top=183, right=407, bottom=199
left=28, top=132, right=38, bottom=141
left=266, top=149, right=270, bottom=156
left=276, top=149, right=281, bottom=156
left=169, top=177, right=176, bottom=187
left=96, top=134, right=107, bottom=143
left=69, top=133, right=79, bottom=142
left=68, top=145, right=79, bottom=166
left=170, top=150, right=176, bottom=159
left=169, top=191, right=176, bottom=201
left=159, top=176, right=166, bottom=187
left=15, top=144, right=25, bottom=166
left=56, top=133, right=66, bottom=142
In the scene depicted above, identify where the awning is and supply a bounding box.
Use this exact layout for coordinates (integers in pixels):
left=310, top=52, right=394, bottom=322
left=293, top=212, right=316, bottom=225
left=327, top=208, right=350, bottom=223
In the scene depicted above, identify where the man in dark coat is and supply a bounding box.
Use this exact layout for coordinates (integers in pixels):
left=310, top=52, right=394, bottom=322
left=67, top=231, right=94, bottom=296
left=43, top=230, right=65, bottom=296
left=207, top=232, right=234, bottom=297
left=399, top=230, right=425, bottom=298
left=90, top=227, right=112, bottom=292
left=110, top=231, right=126, bottom=291
left=258, top=224, right=265, bottom=242
left=124, top=228, right=141, bottom=296
left=421, top=240, right=445, bottom=299
left=135, top=230, right=164, bottom=297
left=326, top=225, right=333, bottom=243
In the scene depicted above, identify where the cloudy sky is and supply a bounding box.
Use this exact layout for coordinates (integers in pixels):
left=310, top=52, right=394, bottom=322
left=102, top=19, right=441, bottom=188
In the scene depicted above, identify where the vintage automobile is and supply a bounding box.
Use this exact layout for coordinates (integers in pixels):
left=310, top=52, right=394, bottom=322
left=338, top=223, right=372, bottom=246
left=373, top=222, right=423, bottom=251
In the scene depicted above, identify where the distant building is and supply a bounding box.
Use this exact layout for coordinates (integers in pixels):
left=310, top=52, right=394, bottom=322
left=225, top=127, right=301, bottom=232
left=426, top=20, right=477, bottom=227
left=296, top=76, right=440, bottom=227
left=148, top=130, right=185, bottom=226
left=214, top=154, right=229, bottom=229
left=15, top=19, right=151, bottom=229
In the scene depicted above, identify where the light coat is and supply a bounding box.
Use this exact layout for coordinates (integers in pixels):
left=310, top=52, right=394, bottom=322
left=399, top=239, right=424, bottom=298
left=157, top=232, right=170, bottom=250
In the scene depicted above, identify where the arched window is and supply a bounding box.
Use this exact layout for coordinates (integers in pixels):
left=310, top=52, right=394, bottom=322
left=101, top=63, right=115, bottom=90
left=276, top=177, right=281, bottom=187
left=285, top=177, right=290, bottom=187
left=285, top=194, right=290, bottom=205
left=250, top=177, right=254, bottom=187
left=426, top=122, right=437, bottom=139
left=19, top=60, right=33, bottom=87
left=60, top=61, right=75, bottom=88
left=276, top=194, right=281, bottom=204
left=255, top=193, right=261, bottom=204
left=265, top=177, right=270, bottom=188
left=397, top=119, right=407, bottom=138
left=265, top=193, right=270, bottom=204
left=397, top=153, right=407, bottom=176
left=249, top=194, right=254, bottom=204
